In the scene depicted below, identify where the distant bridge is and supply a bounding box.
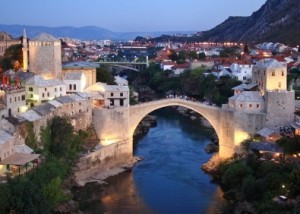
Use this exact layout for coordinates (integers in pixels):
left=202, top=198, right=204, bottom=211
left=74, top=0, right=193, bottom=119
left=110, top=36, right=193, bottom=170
left=96, top=60, right=149, bottom=71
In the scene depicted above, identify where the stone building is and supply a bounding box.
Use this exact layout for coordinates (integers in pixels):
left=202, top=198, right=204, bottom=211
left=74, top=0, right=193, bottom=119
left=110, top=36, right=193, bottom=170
left=252, top=59, right=287, bottom=96
left=0, top=130, right=14, bottom=173
left=63, top=71, right=87, bottom=93
left=226, top=58, right=295, bottom=128
left=27, top=33, right=62, bottom=79
left=25, top=75, right=66, bottom=107
left=0, top=87, right=27, bottom=117
left=0, top=32, right=20, bottom=57
left=85, top=82, right=129, bottom=108
left=62, top=61, right=97, bottom=88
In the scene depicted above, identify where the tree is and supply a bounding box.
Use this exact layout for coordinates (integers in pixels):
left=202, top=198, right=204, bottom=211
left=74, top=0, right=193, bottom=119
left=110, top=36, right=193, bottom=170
left=243, top=43, right=250, bottom=55
left=25, top=122, right=38, bottom=149
left=42, top=177, right=69, bottom=209
left=49, top=117, right=74, bottom=158
left=0, top=44, right=23, bottom=71
left=96, top=66, right=116, bottom=85
left=198, top=52, right=206, bottom=60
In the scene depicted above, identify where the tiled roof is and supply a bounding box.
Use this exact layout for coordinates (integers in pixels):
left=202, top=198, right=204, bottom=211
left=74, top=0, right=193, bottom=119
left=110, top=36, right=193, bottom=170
left=18, top=110, right=42, bottom=122
left=230, top=91, right=263, bottom=102
left=63, top=71, right=83, bottom=80
left=255, top=58, right=285, bottom=68
left=32, top=103, right=56, bottom=116
left=26, top=75, right=64, bottom=87
left=249, top=142, right=283, bottom=153
left=0, top=129, right=14, bottom=145
left=31, top=33, right=59, bottom=42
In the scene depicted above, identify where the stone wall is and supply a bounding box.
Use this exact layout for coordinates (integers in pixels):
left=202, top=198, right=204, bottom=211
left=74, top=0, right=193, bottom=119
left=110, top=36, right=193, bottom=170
left=265, top=90, right=295, bottom=126
left=73, top=138, right=133, bottom=184
left=219, top=109, right=266, bottom=155
left=92, top=107, right=129, bottom=141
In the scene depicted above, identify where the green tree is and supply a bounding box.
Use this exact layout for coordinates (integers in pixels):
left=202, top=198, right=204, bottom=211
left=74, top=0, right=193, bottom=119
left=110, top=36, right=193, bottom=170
left=96, top=65, right=116, bottom=84
left=0, top=44, right=23, bottom=71
left=25, top=122, right=38, bottom=149
left=241, top=176, right=264, bottom=201
left=198, top=52, right=206, bottom=60
left=49, top=117, right=74, bottom=158
left=42, top=177, right=69, bottom=209
left=222, top=162, right=252, bottom=189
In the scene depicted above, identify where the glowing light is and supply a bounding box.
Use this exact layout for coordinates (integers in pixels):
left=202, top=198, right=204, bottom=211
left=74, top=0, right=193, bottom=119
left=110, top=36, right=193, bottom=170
left=234, top=130, right=249, bottom=146
left=100, top=138, right=120, bottom=146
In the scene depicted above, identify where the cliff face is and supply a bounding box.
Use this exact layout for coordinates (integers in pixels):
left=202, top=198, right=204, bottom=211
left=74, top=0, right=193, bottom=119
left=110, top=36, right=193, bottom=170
left=201, top=0, right=300, bottom=45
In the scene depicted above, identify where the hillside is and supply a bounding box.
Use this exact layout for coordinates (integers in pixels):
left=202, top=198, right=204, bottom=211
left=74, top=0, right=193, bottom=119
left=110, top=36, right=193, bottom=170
left=0, top=24, right=194, bottom=41
left=201, top=0, right=300, bottom=45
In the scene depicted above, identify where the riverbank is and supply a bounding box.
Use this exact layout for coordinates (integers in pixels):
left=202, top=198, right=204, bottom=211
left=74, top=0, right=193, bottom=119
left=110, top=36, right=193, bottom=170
left=202, top=153, right=300, bottom=213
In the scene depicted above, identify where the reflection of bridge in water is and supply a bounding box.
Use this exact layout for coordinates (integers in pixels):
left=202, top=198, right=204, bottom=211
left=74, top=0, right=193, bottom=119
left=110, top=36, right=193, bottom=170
left=96, top=60, right=149, bottom=72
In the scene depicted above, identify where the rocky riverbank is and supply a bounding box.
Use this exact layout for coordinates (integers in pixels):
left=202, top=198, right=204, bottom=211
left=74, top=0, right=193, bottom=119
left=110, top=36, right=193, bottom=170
left=133, top=115, right=157, bottom=138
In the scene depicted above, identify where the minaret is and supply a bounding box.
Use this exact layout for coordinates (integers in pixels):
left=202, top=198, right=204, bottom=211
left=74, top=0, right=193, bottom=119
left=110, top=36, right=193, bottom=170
left=22, top=28, right=28, bottom=71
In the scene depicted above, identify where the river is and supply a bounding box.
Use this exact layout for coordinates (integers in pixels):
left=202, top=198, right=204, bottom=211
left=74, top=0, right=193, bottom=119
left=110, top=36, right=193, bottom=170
left=74, top=108, right=228, bottom=214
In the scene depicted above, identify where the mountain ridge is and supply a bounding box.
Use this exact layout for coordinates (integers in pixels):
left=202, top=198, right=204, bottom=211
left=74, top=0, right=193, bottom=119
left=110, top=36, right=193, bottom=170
left=201, top=0, right=300, bottom=45
left=0, top=24, right=194, bottom=41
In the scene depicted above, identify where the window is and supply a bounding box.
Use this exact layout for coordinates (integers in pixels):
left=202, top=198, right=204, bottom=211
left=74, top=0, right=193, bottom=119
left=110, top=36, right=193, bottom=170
left=257, top=104, right=260, bottom=108
left=110, top=99, right=114, bottom=106
left=272, top=71, right=275, bottom=76
left=18, top=96, right=20, bottom=101
left=282, top=71, right=284, bottom=76
left=45, top=88, right=47, bottom=91
left=120, top=92, right=123, bottom=97
left=278, top=82, right=281, bottom=88
left=10, top=98, right=12, bottom=103
left=69, top=84, right=72, bottom=90
left=15, top=97, right=16, bottom=102
left=73, top=84, right=76, bottom=90
left=47, top=92, right=50, bottom=97
left=120, top=99, right=124, bottom=106
left=79, top=102, right=81, bottom=106
left=60, top=87, right=62, bottom=91
left=30, top=94, right=33, bottom=98
left=42, top=93, right=44, bottom=97
left=249, top=104, right=252, bottom=108
left=111, top=92, right=114, bottom=97
left=240, top=104, right=243, bottom=108
left=55, top=88, right=57, bottom=92
left=29, top=87, right=33, bottom=91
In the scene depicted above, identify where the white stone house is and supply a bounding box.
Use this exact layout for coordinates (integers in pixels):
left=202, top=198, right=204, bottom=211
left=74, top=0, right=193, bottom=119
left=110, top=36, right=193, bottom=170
left=160, top=61, right=176, bottom=70
left=230, top=63, right=253, bottom=82
left=85, top=82, right=129, bottom=107
left=63, top=71, right=87, bottom=93
left=0, top=87, right=27, bottom=117
left=25, top=75, right=66, bottom=107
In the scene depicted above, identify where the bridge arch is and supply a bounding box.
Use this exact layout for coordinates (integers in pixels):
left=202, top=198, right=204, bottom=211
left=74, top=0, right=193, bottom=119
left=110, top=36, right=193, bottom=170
left=129, top=98, right=221, bottom=144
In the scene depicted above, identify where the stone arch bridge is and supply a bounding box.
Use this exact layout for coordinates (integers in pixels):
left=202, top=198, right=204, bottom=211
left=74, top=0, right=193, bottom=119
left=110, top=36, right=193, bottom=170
left=93, top=98, right=266, bottom=160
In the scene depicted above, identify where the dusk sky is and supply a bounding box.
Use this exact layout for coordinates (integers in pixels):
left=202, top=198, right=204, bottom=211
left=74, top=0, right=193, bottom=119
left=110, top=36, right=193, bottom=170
left=1, top=0, right=266, bottom=32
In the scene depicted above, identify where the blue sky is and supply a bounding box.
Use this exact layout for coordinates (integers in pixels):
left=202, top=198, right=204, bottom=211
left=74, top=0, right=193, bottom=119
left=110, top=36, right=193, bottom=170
left=1, top=0, right=266, bottom=32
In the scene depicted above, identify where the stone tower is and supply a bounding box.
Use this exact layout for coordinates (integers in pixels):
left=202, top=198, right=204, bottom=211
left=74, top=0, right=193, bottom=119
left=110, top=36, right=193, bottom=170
left=28, top=33, right=62, bottom=79
left=252, top=58, right=295, bottom=126
left=22, top=28, right=29, bottom=71
left=252, top=59, right=287, bottom=96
